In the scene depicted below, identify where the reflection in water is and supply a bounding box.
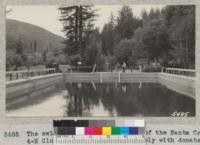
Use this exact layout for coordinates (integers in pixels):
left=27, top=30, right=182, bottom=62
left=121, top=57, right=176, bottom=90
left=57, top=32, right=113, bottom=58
left=64, top=83, right=195, bottom=117
left=7, top=82, right=195, bottom=117
left=139, top=81, right=142, bottom=89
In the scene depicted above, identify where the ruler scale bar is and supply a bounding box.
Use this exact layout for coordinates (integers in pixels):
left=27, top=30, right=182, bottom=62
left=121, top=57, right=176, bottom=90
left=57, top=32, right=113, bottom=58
left=53, top=135, right=145, bottom=144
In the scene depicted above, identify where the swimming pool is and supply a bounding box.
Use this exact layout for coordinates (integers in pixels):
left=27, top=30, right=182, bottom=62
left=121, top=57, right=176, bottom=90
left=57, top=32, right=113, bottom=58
left=6, top=82, right=195, bottom=117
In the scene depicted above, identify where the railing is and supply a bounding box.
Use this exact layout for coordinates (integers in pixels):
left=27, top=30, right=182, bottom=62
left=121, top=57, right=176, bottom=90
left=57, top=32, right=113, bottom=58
left=161, top=67, right=195, bottom=77
left=6, top=68, right=56, bottom=81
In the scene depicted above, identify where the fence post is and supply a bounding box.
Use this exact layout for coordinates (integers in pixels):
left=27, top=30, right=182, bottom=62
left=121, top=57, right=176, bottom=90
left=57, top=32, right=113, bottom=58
left=10, top=74, right=12, bottom=81
left=118, top=72, right=121, bottom=83
left=16, top=73, right=18, bottom=80
left=100, top=72, right=102, bottom=83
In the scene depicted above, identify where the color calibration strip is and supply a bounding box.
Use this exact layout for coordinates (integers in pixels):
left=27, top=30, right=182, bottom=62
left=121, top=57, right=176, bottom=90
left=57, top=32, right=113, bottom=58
left=53, top=120, right=144, bottom=135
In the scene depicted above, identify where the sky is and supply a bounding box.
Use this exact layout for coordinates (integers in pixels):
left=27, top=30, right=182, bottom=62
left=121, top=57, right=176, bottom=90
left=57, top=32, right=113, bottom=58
left=7, top=5, right=164, bottom=37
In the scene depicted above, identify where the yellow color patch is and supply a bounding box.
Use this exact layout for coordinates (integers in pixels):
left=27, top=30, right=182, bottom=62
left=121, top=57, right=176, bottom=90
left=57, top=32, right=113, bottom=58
left=102, top=127, right=111, bottom=135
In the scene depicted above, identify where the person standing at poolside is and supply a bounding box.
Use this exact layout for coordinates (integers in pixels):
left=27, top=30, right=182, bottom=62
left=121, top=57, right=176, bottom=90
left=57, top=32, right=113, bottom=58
left=122, top=62, right=126, bottom=72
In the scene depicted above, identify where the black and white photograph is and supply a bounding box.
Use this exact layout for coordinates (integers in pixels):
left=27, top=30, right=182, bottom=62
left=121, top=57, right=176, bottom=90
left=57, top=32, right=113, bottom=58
left=6, top=5, right=195, bottom=117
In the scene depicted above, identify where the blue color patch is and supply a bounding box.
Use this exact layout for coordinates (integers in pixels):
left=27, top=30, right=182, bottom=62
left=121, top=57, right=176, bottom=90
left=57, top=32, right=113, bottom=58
left=120, top=127, right=129, bottom=135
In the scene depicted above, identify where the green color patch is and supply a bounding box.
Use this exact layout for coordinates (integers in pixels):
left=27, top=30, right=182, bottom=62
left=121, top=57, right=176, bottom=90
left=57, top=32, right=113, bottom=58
left=112, top=127, right=120, bottom=135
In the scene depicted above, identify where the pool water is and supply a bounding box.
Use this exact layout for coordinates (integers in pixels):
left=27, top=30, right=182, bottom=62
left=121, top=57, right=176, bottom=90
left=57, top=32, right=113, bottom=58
left=7, top=82, right=195, bottom=117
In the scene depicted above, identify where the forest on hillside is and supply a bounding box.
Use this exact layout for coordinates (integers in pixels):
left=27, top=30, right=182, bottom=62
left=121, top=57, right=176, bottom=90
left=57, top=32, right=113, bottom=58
left=60, top=5, right=195, bottom=71
left=6, top=20, right=66, bottom=71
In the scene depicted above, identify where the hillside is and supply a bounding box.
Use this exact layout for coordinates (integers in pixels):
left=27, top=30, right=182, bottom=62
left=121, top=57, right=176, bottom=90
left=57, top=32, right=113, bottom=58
left=6, top=19, right=65, bottom=53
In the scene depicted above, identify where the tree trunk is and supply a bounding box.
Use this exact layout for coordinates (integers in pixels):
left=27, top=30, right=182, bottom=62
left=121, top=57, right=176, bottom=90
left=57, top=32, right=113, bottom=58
left=185, top=30, right=189, bottom=68
left=75, top=6, right=79, bottom=46
left=78, top=6, right=83, bottom=59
